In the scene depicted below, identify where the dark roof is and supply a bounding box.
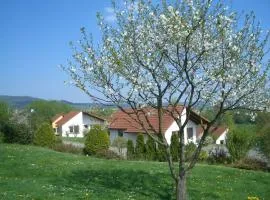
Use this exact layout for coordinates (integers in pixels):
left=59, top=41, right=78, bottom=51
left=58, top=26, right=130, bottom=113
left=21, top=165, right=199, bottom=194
left=109, top=106, right=208, bottom=133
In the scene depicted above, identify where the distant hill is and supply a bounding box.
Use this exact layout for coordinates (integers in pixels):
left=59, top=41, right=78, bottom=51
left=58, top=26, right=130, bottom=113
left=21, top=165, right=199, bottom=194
left=0, top=95, right=42, bottom=109
left=0, top=95, right=115, bottom=110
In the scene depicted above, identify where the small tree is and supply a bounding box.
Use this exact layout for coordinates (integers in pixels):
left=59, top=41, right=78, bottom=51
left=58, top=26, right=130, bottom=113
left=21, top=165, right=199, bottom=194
left=112, top=136, right=127, bottom=156
left=127, top=139, right=135, bottom=160
left=170, top=133, right=180, bottom=161
left=84, top=125, right=109, bottom=155
left=203, top=136, right=214, bottom=146
left=145, top=136, right=157, bottom=160
left=135, top=133, right=145, bottom=159
left=33, top=123, right=56, bottom=147
left=64, top=0, right=270, bottom=198
left=226, top=129, right=253, bottom=162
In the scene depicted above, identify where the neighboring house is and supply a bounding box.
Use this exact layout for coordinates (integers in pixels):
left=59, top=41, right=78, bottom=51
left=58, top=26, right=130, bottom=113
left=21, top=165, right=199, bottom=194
left=108, top=106, right=211, bottom=145
left=197, top=126, right=228, bottom=145
left=52, top=111, right=106, bottom=137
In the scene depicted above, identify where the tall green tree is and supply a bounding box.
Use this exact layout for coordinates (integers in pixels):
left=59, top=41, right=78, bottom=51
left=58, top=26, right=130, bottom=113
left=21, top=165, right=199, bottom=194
left=127, top=139, right=135, bottom=160
left=26, top=100, right=73, bottom=130
left=145, top=136, right=156, bottom=160
left=135, top=134, right=145, bottom=160
left=170, top=134, right=180, bottom=162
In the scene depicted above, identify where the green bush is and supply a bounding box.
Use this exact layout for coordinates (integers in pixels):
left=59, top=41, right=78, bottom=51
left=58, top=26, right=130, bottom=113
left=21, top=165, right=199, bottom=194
left=33, top=123, right=56, bottom=147
left=84, top=125, right=109, bottom=155
left=203, top=136, right=214, bottom=146
left=199, top=150, right=209, bottom=161
left=127, top=139, right=135, bottom=160
left=257, top=124, right=270, bottom=160
left=145, top=136, right=156, bottom=161
left=185, top=142, right=196, bottom=161
left=226, top=129, right=253, bottom=162
left=156, top=143, right=167, bottom=162
left=170, top=134, right=179, bottom=161
left=112, top=136, right=127, bottom=155
left=95, top=149, right=121, bottom=159
left=52, top=143, right=82, bottom=154
left=0, top=131, right=4, bottom=143
left=1, top=122, right=33, bottom=144
left=135, top=133, right=145, bottom=160
left=232, top=158, right=269, bottom=172
left=207, top=146, right=231, bottom=164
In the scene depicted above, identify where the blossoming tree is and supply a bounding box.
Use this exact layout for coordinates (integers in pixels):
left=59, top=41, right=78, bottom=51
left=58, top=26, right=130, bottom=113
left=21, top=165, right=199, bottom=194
left=63, top=0, right=270, bottom=199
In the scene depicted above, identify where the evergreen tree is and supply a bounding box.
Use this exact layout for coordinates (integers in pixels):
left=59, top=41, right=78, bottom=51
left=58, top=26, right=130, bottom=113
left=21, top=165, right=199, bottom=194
left=170, top=133, right=179, bottom=162
left=127, top=139, right=135, bottom=160
left=145, top=136, right=156, bottom=160
left=135, top=133, right=145, bottom=160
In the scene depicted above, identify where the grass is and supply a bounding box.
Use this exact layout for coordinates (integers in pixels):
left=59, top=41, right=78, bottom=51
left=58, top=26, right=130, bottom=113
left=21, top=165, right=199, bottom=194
left=0, top=144, right=269, bottom=200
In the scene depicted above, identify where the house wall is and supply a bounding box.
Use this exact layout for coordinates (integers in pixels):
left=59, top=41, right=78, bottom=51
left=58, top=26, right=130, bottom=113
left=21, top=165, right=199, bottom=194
left=216, top=129, right=228, bottom=144
left=165, top=119, right=198, bottom=145
left=61, top=112, right=105, bottom=138
left=109, top=129, right=148, bottom=145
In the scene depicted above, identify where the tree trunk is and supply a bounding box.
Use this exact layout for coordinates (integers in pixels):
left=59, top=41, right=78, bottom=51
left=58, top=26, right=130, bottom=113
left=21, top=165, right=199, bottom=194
left=176, top=173, right=187, bottom=200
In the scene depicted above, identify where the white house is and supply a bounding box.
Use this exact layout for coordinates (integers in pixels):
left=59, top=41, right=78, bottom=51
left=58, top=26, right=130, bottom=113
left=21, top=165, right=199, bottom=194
left=197, top=126, right=228, bottom=144
left=108, top=106, right=214, bottom=145
left=52, top=111, right=106, bottom=138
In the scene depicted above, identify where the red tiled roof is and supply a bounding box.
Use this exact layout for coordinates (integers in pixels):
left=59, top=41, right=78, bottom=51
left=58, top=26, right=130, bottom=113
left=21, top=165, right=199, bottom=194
left=109, top=106, right=185, bottom=133
left=52, top=111, right=106, bottom=127
left=196, top=126, right=228, bottom=139
left=55, top=111, right=80, bottom=126
left=51, top=113, right=64, bottom=123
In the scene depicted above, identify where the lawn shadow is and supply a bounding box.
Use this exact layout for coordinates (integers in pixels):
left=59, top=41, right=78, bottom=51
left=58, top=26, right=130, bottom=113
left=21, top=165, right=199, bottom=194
left=60, top=167, right=174, bottom=199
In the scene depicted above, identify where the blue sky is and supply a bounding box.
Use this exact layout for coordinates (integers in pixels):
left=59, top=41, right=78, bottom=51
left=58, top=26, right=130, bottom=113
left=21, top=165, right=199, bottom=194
left=1, top=0, right=269, bottom=103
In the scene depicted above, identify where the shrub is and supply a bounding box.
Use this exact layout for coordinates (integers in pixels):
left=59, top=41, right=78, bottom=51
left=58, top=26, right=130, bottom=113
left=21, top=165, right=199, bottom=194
left=135, top=133, right=145, bottom=159
left=257, top=124, right=270, bottom=160
left=52, top=143, right=82, bottom=154
left=232, top=158, right=269, bottom=172
left=207, top=146, right=231, bottom=164
left=145, top=136, right=157, bottom=161
left=84, top=125, right=109, bottom=155
left=33, top=123, right=56, bottom=147
left=226, top=129, right=253, bottom=162
left=156, top=143, right=167, bottom=162
left=203, top=136, right=214, bottom=146
left=170, top=134, right=179, bottom=161
left=0, top=131, right=4, bottom=143
left=95, top=149, right=121, bottom=159
left=127, top=139, right=135, bottom=160
left=112, top=136, right=127, bottom=155
left=198, top=150, right=209, bottom=161
left=185, top=142, right=196, bottom=161
left=2, top=122, right=33, bottom=144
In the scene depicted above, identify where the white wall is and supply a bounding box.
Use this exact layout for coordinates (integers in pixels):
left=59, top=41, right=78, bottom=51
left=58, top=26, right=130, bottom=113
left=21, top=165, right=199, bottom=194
left=61, top=112, right=105, bottom=138
left=216, top=129, right=228, bottom=144
left=109, top=130, right=148, bottom=145
left=165, top=119, right=198, bottom=145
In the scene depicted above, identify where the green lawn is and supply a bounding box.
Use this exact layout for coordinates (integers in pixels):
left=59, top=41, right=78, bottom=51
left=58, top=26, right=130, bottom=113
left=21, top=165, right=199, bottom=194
left=0, top=144, right=269, bottom=200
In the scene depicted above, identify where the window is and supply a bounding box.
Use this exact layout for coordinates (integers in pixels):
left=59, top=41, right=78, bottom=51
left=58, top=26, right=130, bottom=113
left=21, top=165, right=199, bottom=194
left=74, top=125, right=79, bottom=133
left=187, top=127, right=193, bottom=139
left=220, top=140, right=224, bottom=144
left=172, top=131, right=179, bottom=135
left=118, top=130, right=123, bottom=137
left=69, top=126, right=74, bottom=133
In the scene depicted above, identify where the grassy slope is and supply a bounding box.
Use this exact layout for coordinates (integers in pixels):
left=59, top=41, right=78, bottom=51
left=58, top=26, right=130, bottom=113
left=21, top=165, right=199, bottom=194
left=0, top=144, right=269, bottom=200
